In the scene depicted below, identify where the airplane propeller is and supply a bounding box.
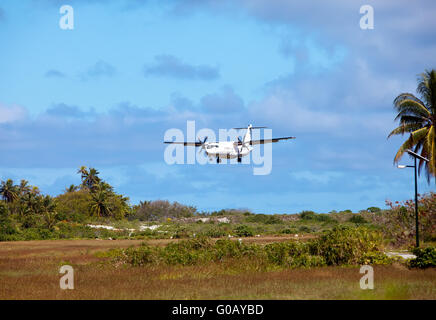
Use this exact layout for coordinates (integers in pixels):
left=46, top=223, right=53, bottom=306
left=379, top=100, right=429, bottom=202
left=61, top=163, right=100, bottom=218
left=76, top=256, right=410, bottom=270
left=237, top=137, right=248, bottom=159
left=198, top=136, right=208, bottom=155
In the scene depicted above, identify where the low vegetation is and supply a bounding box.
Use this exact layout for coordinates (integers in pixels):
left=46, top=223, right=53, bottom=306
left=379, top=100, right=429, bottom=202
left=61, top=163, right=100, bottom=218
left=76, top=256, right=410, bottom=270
left=1, top=239, right=435, bottom=299
left=409, top=246, right=436, bottom=269
left=106, top=226, right=393, bottom=269
left=0, top=167, right=435, bottom=251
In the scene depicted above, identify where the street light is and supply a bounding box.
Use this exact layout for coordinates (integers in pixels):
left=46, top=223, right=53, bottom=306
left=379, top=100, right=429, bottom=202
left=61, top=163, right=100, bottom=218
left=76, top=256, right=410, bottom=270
left=397, top=149, right=429, bottom=247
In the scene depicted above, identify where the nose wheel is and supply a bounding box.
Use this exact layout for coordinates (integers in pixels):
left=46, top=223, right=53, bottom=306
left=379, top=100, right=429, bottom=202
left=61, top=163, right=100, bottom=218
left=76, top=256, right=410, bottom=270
left=216, top=157, right=221, bottom=163
left=237, top=157, right=241, bottom=163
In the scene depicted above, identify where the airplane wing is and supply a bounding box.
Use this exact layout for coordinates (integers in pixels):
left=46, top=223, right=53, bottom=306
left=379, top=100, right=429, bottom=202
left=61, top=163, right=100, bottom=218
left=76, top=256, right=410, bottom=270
left=244, top=136, right=296, bottom=145
left=163, top=141, right=203, bottom=147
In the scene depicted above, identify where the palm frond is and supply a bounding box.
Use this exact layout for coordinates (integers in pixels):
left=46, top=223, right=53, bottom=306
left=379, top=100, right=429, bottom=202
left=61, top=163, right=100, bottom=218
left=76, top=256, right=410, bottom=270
left=427, top=126, right=436, bottom=177
left=387, top=123, right=422, bottom=138
left=417, top=71, right=432, bottom=108
left=394, top=99, right=430, bottom=121
left=394, top=93, right=427, bottom=109
left=393, top=135, right=415, bottom=163
left=411, top=127, right=429, bottom=143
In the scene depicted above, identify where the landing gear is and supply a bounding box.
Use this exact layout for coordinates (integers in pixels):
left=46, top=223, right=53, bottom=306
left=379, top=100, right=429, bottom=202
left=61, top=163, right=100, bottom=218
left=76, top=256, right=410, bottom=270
left=237, top=157, right=241, bottom=163
left=216, top=157, right=221, bottom=163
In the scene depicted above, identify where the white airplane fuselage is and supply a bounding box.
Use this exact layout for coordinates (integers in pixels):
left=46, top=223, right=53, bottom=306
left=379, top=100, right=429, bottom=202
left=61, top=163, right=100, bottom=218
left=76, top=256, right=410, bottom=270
left=203, top=141, right=253, bottom=160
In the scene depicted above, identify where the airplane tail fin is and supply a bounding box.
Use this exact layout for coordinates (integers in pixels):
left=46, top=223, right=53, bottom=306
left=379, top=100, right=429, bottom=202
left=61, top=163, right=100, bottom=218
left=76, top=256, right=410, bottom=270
left=243, top=124, right=252, bottom=144
left=233, top=125, right=266, bottom=144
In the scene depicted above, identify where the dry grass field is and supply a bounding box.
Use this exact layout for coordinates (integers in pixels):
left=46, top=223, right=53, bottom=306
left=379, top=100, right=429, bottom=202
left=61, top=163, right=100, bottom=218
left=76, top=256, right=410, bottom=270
left=0, top=238, right=435, bottom=300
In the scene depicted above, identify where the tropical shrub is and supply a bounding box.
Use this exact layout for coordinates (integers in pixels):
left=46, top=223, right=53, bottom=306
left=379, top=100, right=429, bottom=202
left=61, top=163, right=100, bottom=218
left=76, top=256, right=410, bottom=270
left=56, top=189, right=92, bottom=222
left=245, top=214, right=282, bottom=224
left=112, top=227, right=391, bottom=269
left=299, top=210, right=316, bottom=220
left=0, top=202, right=19, bottom=239
left=369, top=193, right=436, bottom=246
left=348, top=215, right=367, bottom=224
left=281, top=228, right=298, bottom=234
left=298, top=226, right=314, bottom=233
left=234, top=225, right=254, bottom=237
left=263, top=241, right=325, bottom=267
left=309, top=226, right=389, bottom=265
left=130, top=200, right=197, bottom=221
left=409, top=246, right=436, bottom=269
left=203, top=227, right=227, bottom=238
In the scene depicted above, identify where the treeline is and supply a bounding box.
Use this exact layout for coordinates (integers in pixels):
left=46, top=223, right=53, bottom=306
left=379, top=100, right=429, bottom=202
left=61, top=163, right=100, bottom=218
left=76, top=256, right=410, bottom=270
left=0, top=166, right=207, bottom=240
left=0, top=167, right=133, bottom=239
left=1, top=167, right=435, bottom=246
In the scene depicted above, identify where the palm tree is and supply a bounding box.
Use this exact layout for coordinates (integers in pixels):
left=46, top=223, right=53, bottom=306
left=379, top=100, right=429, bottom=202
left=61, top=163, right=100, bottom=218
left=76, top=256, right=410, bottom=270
left=78, top=166, right=101, bottom=190
left=65, top=184, right=78, bottom=193
left=31, top=186, right=40, bottom=195
left=77, top=166, right=89, bottom=189
left=97, top=181, right=113, bottom=193
left=0, top=179, right=19, bottom=203
left=388, top=69, right=436, bottom=181
left=20, top=192, right=42, bottom=215
left=90, top=186, right=111, bottom=217
left=85, top=168, right=101, bottom=190
left=40, top=195, right=58, bottom=229
left=77, top=166, right=88, bottom=177
left=18, top=179, right=31, bottom=195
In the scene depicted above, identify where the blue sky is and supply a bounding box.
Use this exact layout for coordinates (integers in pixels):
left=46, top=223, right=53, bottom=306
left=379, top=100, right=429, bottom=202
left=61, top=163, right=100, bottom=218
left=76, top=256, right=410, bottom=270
left=1, top=0, right=435, bottom=213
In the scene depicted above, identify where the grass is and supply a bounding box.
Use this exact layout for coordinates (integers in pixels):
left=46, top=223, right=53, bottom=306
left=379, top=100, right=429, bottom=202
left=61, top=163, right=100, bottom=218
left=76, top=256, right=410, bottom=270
left=0, top=239, right=435, bottom=299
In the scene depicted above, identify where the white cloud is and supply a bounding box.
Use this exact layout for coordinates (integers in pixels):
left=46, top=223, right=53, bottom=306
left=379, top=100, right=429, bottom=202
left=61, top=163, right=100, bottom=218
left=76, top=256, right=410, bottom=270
left=0, top=103, right=27, bottom=123
left=249, top=89, right=347, bottom=134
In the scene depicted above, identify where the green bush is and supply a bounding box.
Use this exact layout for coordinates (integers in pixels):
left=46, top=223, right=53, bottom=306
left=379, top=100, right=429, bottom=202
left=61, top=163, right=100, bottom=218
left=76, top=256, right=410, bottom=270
left=409, top=247, right=436, bottom=269
left=263, top=242, right=324, bottom=267
left=113, top=227, right=391, bottom=269
left=204, top=227, right=227, bottom=238
left=298, top=226, right=313, bottom=233
left=348, top=215, right=367, bottom=224
left=130, top=200, right=197, bottom=221
left=56, top=189, right=92, bottom=222
left=214, top=239, right=248, bottom=260
left=281, top=228, right=297, bottom=234
left=360, top=251, right=393, bottom=265
left=299, top=211, right=316, bottom=220
left=245, top=214, right=282, bottom=224
left=314, top=214, right=332, bottom=222
left=234, top=225, right=254, bottom=237
left=310, top=226, right=388, bottom=265
left=123, top=245, right=156, bottom=266
left=340, top=210, right=353, bottom=214
left=0, top=207, right=19, bottom=237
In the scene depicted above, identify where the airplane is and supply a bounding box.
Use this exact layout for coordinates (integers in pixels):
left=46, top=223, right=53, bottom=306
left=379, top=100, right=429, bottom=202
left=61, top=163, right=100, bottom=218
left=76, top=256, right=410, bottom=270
left=164, top=124, right=295, bottom=163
